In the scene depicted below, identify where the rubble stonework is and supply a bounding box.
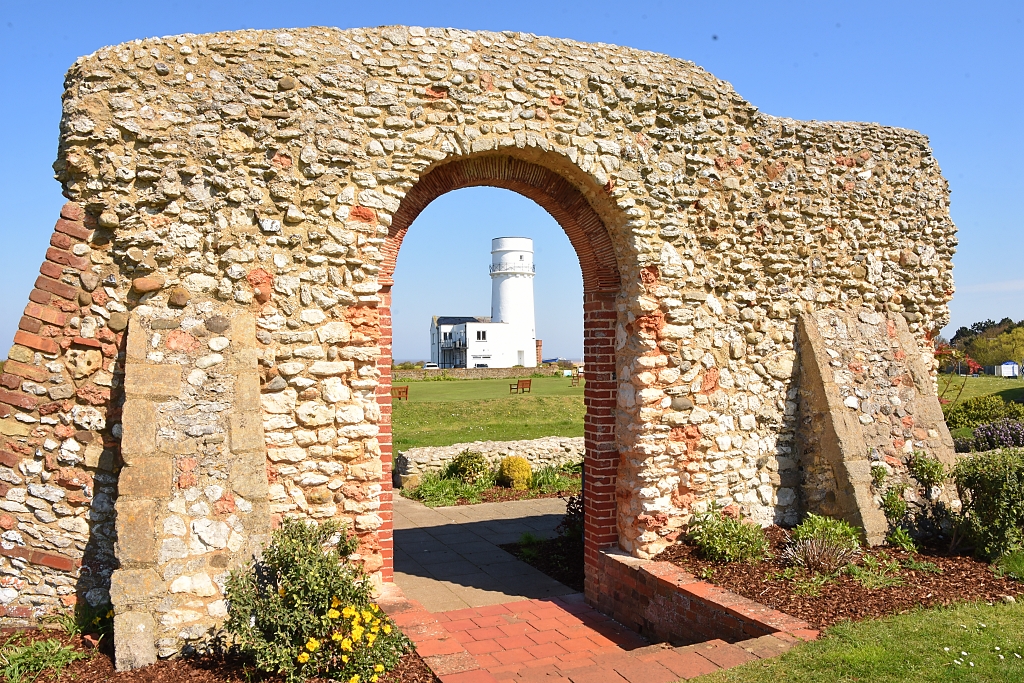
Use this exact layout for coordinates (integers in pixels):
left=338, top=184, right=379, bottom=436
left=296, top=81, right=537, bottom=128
left=393, top=436, right=584, bottom=488
left=0, top=26, right=956, bottom=664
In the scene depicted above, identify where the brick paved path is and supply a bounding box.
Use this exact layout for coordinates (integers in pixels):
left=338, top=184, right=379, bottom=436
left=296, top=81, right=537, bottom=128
left=381, top=499, right=804, bottom=683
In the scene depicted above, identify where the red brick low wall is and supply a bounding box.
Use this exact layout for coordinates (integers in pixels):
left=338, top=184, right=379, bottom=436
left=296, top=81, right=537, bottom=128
left=589, top=549, right=818, bottom=646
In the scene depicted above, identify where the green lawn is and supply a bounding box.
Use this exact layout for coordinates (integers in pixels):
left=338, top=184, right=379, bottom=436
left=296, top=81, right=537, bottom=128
left=696, top=601, right=1024, bottom=683
left=391, top=376, right=586, bottom=450
left=938, top=374, right=1024, bottom=404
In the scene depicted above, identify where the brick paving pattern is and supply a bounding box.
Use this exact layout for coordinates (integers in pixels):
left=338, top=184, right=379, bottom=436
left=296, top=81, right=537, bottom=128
left=380, top=585, right=800, bottom=683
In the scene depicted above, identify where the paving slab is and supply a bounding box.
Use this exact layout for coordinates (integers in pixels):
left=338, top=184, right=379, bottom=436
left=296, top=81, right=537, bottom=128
left=393, top=496, right=574, bottom=611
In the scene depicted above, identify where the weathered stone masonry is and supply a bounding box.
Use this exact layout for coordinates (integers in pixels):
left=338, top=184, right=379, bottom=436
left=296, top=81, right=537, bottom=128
left=0, top=26, right=955, bottom=665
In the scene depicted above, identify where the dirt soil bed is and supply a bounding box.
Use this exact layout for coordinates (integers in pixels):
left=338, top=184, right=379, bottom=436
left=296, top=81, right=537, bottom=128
left=8, top=630, right=439, bottom=683
left=500, top=534, right=585, bottom=592
left=654, top=526, right=1024, bottom=629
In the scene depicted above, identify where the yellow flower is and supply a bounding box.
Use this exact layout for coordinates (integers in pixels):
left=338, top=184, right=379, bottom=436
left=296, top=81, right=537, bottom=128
left=328, top=609, right=341, bottom=619
left=279, top=587, right=286, bottom=597
left=342, top=655, right=349, bottom=663
left=306, top=638, right=320, bottom=652
left=349, top=675, right=360, bottom=683
left=342, top=606, right=357, bottom=618
left=297, top=652, right=310, bottom=663
left=362, top=610, right=372, bottom=621
left=352, top=626, right=365, bottom=642
left=374, top=664, right=385, bottom=672
left=371, top=676, right=379, bottom=682
left=367, top=633, right=377, bottom=645
left=371, top=604, right=379, bottom=612
left=383, top=624, right=392, bottom=634
left=341, top=638, right=353, bottom=651
left=332, top=596, right=343, bottom=608
left=332, top=632, right=344, bottom=642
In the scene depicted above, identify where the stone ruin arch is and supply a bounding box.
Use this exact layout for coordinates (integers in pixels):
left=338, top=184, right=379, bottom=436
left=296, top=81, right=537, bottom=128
left=0, top=26, right=956, bottom=668
left=377, top=152, right=626, bottom=585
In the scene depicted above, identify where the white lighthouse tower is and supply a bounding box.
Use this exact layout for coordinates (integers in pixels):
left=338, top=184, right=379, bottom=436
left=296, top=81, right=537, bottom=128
left=490, top=237, right=537, bottom=368
left=428, top=237, right=538, bottom=369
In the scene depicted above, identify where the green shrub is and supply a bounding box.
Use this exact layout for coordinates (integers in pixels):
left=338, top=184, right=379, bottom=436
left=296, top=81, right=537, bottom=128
left=791, top=513, right=861, bottom=550
left=402, top=472, right=489, bottom=507
left=880, top=486, right=908, bottom=524
left=995, top=551, right=1024, bottom=581
left=871, top=464, right=888, bottom=488
left=498, top=456, right=532, bottom=490
left=907, top=451, right=947, bottom=489
left=952, top=448, right=1024, bottom=559
left=442, top=450, right=491, bottom=484
left=532, top=464, right=581, bottom=494
left=943, top=395, right=1024, bottom=430
left=0, top=634, right=88, bottom=683
left=886, top=527, right=918, bottom=553
left=846, top=552, right=904, bottom=589
left=687, top=506, right=770, bottom=563
left=224, top=519, right=410, bottom=683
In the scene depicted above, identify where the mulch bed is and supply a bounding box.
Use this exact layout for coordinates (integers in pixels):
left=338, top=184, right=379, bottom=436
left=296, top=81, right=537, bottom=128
left=7, top=629, right=439, bottom=683
left=654, top=526, right=1024, bottom=629
left=501, top=534, right=585, bottom=592
left=461, top=484, right=579, bottom=505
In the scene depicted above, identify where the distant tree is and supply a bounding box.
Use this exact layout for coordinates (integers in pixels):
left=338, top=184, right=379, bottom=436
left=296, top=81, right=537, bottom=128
left=968, top=327, right=1024, bottom=367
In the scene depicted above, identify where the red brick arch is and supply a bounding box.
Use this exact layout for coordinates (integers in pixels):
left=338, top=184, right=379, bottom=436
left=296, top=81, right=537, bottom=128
left=375, top=154, right=623, bottom=596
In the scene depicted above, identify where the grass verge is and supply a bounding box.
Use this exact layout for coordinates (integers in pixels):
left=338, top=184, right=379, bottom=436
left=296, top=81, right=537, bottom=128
left=695, top=601, right=1024, bottom=683
left=392, top=394, right=584, bottom=450
left=939, top=374, right=1024, bottom=404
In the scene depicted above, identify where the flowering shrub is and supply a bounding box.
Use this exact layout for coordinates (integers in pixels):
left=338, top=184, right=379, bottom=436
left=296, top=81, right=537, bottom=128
left=956, top=419, right=1024, bottom=453
left=224, top=519, right=410, bottom=683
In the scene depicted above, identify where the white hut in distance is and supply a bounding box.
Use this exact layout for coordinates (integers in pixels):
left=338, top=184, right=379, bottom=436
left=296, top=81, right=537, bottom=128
left=429, top=238, right=538, bottom=368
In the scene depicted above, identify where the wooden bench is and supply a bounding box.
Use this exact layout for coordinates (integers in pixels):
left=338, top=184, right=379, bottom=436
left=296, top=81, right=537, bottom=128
left=391, top=385, right=409, bottom=401
left=509, top=379, right=532, bottom=394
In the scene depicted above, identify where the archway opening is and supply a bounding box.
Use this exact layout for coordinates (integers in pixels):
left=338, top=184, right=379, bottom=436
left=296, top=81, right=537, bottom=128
left=375, top=155, right=623, bottom=604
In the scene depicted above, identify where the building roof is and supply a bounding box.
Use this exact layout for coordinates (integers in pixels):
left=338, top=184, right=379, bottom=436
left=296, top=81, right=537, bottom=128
left=432, top=316, right=492, bottom=326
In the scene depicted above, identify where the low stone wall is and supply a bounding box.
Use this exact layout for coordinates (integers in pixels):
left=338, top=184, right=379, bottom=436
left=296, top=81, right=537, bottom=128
left=392, top=366, right=565, bottom=382
left=589, top=549, right=817, bottom=645
left=393, top=436, right=583, bottom=488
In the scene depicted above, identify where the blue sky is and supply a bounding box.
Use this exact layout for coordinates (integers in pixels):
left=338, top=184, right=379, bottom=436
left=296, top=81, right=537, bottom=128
left=1, top=1, right=1020, bottom=361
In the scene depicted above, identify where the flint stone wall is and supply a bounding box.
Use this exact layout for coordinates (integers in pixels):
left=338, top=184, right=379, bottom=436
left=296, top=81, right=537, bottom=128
left=0, top=25, right=956, bottom=665
left=393, top=436, right=584, bottom=488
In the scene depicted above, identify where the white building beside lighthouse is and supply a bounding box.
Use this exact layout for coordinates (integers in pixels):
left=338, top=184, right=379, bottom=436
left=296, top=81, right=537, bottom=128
left=429, top=237, right=538, bottom=368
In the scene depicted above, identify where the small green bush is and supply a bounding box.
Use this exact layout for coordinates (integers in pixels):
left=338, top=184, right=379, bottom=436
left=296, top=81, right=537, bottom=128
left=907, top=451, right=947, bottom=489
left=532, top=464, right=581, bottom=494
left=791, top=513, right=862, bottom=550
left=687, top=506, right=770, bottom=563
left=886, top=527, right=918, bottom=553
left=995, top=551, right=1024, bottom=581
left=880, top=486, right=908, bottom=524
left=943, top=395, right=1024, bottom=430
left=224, top=519, right=410, bottom=683
left=498, top=456, right=532, bottom=490
left=952, top=448, right=1024, bottom=559
left=403, top=472, right=489, bottom=507
left=870, top=465, right=888, bottom=488
left=0, top=634, right=88, bottom=683
left=443, top=450, right=490, bottom=484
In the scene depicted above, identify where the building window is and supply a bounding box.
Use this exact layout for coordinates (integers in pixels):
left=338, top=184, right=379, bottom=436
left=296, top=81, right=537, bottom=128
left=476, top=330, right=487, bottom=341
left=443, top=332, right=451, bottom=341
